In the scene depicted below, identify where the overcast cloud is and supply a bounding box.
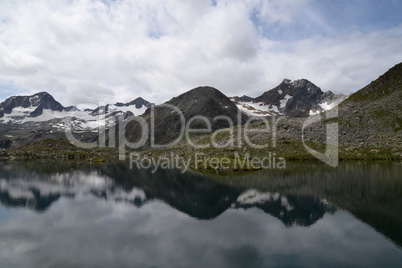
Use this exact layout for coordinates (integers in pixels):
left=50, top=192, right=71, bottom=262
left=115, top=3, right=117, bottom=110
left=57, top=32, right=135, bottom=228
left=0, top=0, right=401, bottom=105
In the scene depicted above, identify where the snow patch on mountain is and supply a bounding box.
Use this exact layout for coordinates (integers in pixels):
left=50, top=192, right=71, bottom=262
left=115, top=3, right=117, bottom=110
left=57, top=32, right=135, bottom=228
left=231, top=79, right=347, bottom=117
left=231, top=95, right=294, bottom=117
left=233, top=101, right=280, bottom=117
left=107, top=104, right=148, bottom=116
left=0, top=93, right=153, bottom=131
left=279, top=94, right=292, bottom=108
left=309, top=95, right=348, bottom=115
left=29, top=95, right=40, bottom=106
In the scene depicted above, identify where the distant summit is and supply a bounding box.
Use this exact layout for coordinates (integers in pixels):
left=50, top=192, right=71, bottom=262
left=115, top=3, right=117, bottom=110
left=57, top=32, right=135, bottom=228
left=0, top=91, right=154, bottom=148
left=90, top=97, right=154, bottom=117
left=232, top=79, right=346, bottom=117
left=0, top=92, right=64, bottom=118
left=255, top=78, right=324, bottom=117
left=124, top=97, right=154, bottom=109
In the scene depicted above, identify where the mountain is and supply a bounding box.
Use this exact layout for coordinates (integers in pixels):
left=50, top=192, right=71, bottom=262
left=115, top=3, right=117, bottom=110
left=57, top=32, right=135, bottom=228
left=1, top=63, right=399, bottom=152
left=229, top=65, right=401, bottom=150
left=232, top=79, right=346, bottom=117
left=337, top=62, right=402, bottom=147
left=0, top=92, right=152, bottom=126
left=232, top=95, right=254, bottom=102
left=126, top=86, right=247, bottom=146
left=89, top=97, right=154, bottom=118
left=0, top=92, right=153, bottom=148
left=165, top=86, right=242, bottom=123
left=121, top=97, right=154, bottom=108
left=244, top=63, right=402, bottom=151
left=0, top=92, right=64, bottom=119
left=65, top=105, right=79, bottom=112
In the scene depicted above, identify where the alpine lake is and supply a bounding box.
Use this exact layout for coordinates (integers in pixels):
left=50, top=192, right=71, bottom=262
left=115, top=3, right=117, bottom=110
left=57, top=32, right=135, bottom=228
left=0, top=160, right=401, bottom=267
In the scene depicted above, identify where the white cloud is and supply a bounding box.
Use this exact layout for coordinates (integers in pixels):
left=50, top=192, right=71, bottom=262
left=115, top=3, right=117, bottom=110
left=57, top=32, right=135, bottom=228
left=0, top=0, right=401, bottom=106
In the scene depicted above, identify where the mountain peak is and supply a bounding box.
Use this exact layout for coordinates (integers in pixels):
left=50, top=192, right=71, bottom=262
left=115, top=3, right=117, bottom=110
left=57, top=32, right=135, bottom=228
left=132, top=96, right=145, bottom=102
left=252, top=79, right=325, bottom=116
left=231, top=95, right=254, bottom=102
left=168, top=86, right=231, bottom=107
left=34, top=91, right=52, bottom=97
left=139, top=86, right=245, bottom=146
left=0, top=92, right=64, bottom=117
left=125, top=97, right=154, bottom=109
left=186, top=86, right=226, bottom=97
left=230, top=79, right=346, bottom=117
left=289, top=79, right=318, bottom=89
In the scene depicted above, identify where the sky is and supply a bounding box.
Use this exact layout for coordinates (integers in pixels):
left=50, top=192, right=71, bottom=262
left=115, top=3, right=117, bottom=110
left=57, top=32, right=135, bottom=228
left=0, top=0, right=402, bottom=106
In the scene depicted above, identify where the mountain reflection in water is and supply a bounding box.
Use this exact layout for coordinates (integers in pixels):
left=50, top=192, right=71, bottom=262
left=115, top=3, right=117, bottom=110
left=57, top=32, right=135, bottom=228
left=0, top=161, right=337, bottom=226
left=0, top=161, right=401, bottom=268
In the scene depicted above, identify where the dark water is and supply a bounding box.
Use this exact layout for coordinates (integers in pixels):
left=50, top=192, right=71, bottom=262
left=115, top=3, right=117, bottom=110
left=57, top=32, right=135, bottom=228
left=0, top=160, right=401, bottom=268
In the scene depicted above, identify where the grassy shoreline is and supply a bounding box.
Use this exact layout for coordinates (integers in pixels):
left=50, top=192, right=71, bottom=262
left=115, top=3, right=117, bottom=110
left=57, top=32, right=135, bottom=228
left=1, top=138, right=400, bottom=174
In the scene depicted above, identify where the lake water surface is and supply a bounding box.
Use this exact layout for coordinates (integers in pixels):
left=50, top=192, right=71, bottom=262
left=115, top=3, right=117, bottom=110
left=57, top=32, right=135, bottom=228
left=0, top=161, right=401, bottom=267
